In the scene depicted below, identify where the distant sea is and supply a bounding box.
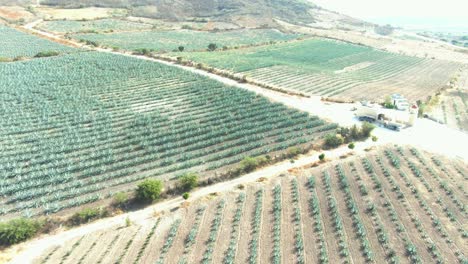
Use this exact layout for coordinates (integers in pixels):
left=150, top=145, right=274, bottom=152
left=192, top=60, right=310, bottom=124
left=368, top=17, right=468, bottom=34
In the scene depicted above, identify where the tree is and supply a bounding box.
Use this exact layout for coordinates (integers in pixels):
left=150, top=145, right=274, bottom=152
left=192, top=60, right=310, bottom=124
left=239, top=157, right=259, bottom=172
left=350, top=125, right=360, bottom=140
left=348, top=142, right=355, bottom=149
left=136, top=179, right=163, bottom=202
left=178, top=46, right=185, bottom=52
left=372, top=136, right=378, bottom=142
left=319, top=153, right=325, bottom=161
left=325, top=133, right=344, bottom=148
left=179, top=173, right=199, bottom=191
left=182, top=192, right=190, bottom=200
left=0, top=218, right=43, bottom=246
left=207, top=43, right=217, bottom=51
left=384, top=96, right=394, bottom=109
left=360, top=122, right=375, bottom=138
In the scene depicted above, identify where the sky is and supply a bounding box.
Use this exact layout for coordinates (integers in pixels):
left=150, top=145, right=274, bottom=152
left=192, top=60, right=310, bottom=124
left=311, top=0, right=468, bottom=32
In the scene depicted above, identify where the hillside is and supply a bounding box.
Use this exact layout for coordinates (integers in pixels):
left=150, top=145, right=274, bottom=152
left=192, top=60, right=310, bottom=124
left=1, top=0, right=319, bottom=25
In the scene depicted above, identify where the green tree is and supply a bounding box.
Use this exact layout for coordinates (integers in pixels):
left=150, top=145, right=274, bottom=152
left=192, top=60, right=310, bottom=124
left=182, top=192, right=190, bottom=200
left=319, top=153, right=325, bottom=161
left=179, top=173, right=199, bottom=191
left=325, top=133, right=344, bottom=148
left=239, top=157, right=259, bottom=172
left=207, top=43, right=217, bottom=51
left=178, top=46, right=185, bottom=52
left=360, top=122, right=375, bottom=138
left=0, top=218, right=43, bottom=246
left=348, top=142, right=355, bottom=149
left=136, top=179, right=163, bottom=202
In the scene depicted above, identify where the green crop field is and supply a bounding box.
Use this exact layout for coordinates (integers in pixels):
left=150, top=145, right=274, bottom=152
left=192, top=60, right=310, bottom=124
left=172, top=38, right=460, bottom=101
left=0, top=51, right=336, bottom=218
left=0, top=24, right=75, bottom=59
left=38, top=18, right=153, bottom=33
left=72, top=29, right=300, bottom=52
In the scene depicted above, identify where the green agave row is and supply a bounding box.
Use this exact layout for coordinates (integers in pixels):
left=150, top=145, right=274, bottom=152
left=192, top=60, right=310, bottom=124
left=0, top=52, right=336, bottom=217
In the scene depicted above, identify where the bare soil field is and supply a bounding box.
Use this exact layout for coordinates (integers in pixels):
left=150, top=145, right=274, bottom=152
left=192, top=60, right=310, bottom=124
left=0, top=6, right=35, bottom=22
left=35, top=7, right=127, bottom=20
left=31, top=146, right=467, bottom=264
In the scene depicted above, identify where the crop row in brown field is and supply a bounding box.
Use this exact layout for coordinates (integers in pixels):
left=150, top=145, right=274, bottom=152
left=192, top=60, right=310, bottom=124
left=34, top=146, right=467, bottom=264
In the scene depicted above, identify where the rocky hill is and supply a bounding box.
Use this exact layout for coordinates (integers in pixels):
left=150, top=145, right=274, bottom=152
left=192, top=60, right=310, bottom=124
left=2, top=0, right=318, bottom=24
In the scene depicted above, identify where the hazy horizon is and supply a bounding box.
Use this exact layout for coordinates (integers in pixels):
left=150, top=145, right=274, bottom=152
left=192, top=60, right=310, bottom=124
left=312, top=0, right=468, bottom=32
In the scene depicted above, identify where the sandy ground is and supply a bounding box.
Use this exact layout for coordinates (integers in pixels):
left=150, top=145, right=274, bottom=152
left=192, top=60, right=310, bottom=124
left=34, top=7, right=126, bottom=20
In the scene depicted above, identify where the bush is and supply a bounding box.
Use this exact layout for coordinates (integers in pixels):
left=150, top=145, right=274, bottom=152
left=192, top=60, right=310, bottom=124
left=325, top=133, right=344, bottom=148
left=372, top=136, right=378, bottom=142
left=133, top=48, right=151, bottom=56
left=0, top=218, right=43, bottom=246
left=178, top=173, right=199, bottom=191
left=182, top=192, right=190, bottom=200
left=0, top=57, right=12, bottom=62
left=178, top=46, right=185, bottom=52
left=239, top=157, right=259, bottom=172
left=34, top=51, right=60, bottom=58
left=69, top=207, right=107, bottom=225
left=319, top=153, right=325, bottom=161
left=287, top=146, right=302, bottom=158
left=348, top=143, right=355, bottom=149
left=360, top=122, right=375, bottom=138
left=136, top=179, right=163, bottom=202
left=207, top=43, right=217, bottom=51
left=113, top=192, right=129, bottom=208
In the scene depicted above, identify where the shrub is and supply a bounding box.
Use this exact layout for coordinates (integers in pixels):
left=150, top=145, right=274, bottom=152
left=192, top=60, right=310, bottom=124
left=136, top=179, right=163, bottom=202
left=325, top=133, right=344, bottom=148
left=178, top=173, right=199, bottom=191
left=0, top=218, right=43, bottom=246
left=125, top=217, right=132, bottom=227
left=133, top=48, right=151, bottom=56
left=384, top=96, right=395, bottom=109
left=360, top=122, right=375, bottom=138
left=70, top=207, right=107, bottom=225
left=348, top=143, right=355, bottom=149
left=239, top=156, right=259, bottom=172
left=319, top=153, right=325, bottom=161
left=372, top=136, right=378, bottom=142
left=0, top=57, right=12, bottom=62
left=34, top=51, right=60, bottom=58
left=182, top=192, right=190, bottom=200
left=207, top=43, right=217, bottom=51
left=113, top=192, right=129, bottom=208
left=287, top=146, right=302, bottom=158
left=178, top=46, right=185, bottom=52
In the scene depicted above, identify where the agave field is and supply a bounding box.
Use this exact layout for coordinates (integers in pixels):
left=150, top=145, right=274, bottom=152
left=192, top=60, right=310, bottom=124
left=0, top=24, right=75, bottom=59
left=172, top=38, right=461, bottom=101
left=37, top=18, right=153, bottom=34
left=72, top=28, right=300, bottom=52
left=34, top=146, right=467, bottom=264
left=0, top=51, right=336, bottom=218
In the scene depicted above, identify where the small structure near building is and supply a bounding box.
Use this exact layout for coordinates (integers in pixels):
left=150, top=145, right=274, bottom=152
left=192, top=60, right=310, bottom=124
left=355, top=100, right=418, bottom=131
left=391, top=94, right=410, bottom=111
